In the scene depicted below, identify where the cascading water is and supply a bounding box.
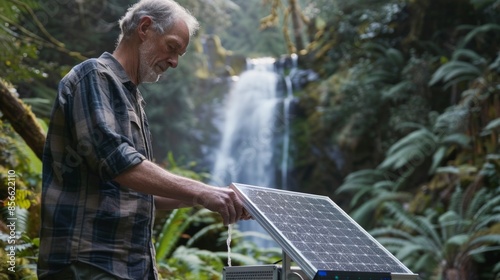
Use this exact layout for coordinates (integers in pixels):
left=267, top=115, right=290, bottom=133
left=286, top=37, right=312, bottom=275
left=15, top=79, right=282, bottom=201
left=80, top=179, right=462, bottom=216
left=279, top=53, right=298, bottom=190
left=211, top=57, right=280, bottom=189
left=208, top=53, right=317, bottom=249
left=211, top=57, right=285, bottom=248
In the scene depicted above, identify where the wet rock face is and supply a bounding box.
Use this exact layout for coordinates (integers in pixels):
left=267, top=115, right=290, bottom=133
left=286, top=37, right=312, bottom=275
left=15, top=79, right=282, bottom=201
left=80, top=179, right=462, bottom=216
left=276, top=54, right=319, bottom=89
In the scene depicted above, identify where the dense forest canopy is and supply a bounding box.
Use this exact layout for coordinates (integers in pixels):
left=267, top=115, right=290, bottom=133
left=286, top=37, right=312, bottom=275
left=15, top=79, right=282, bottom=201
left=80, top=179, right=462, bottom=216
left=1, top=0, right=500, bottom=279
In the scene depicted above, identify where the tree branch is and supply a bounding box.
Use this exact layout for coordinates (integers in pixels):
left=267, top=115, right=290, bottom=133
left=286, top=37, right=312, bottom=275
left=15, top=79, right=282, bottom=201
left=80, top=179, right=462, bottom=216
left=0, top=80, right=46, bottom=160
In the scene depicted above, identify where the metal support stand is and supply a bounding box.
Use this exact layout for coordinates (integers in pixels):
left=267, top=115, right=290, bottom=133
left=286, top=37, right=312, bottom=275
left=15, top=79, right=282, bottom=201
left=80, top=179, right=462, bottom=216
left=282, top=251, right=292, bottom=280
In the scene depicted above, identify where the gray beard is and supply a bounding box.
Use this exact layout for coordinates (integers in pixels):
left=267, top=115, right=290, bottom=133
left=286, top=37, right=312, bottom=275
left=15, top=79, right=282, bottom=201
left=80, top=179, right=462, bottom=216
left=138, top=42, right=161, bottom=84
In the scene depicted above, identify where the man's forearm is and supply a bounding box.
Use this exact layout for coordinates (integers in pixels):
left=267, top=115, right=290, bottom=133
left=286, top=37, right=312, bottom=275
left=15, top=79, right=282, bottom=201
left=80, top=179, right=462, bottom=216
left=114, top=160, right=212, bottom=207
left=113, top=159, right=247, bottom=225
left=154, top=196, right=192, bottom=210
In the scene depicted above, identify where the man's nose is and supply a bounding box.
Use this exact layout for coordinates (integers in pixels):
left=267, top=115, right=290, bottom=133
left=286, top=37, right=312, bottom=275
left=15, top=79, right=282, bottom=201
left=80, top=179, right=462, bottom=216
left=167, top=55, right=179, bottom=68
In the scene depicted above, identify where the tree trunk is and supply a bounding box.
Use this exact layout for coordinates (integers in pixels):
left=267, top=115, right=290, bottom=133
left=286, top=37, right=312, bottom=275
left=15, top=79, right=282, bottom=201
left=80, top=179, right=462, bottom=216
left=0, top=80, right=46, bottom=160
left=288, top=0, right=305, bottom=52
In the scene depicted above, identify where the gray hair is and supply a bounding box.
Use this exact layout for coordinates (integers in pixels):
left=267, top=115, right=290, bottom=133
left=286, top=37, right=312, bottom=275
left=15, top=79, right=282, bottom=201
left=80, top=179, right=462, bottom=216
left=118, top=0, right=199, bottom=42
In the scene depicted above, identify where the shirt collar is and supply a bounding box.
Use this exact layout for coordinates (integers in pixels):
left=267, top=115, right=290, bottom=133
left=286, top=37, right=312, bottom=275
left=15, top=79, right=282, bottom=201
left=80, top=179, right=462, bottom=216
left=98, top=52, right=134, bottom=86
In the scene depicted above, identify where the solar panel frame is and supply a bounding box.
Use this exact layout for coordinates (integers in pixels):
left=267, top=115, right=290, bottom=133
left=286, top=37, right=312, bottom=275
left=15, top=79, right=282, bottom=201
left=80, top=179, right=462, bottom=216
left=230, top=183, right=417, bottom=280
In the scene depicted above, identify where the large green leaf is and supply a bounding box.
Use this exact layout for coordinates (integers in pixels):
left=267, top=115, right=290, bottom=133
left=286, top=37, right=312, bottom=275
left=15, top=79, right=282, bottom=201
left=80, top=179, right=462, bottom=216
left=451, top=49, right=486, bottom=64
left=459, top=23, right=500, bottom=48
left=429, top=60, right=482, bottom=88
left=336, top=169, right=387, bottom=194
left=469, top=234, right=500, bottom=246
left=395, top=243, right=426, bottom=261
left=385, top=48, right=405, bottom=68
left=439, top=211, right=461, bottom=241
left=350, top=191, right=411, bottom=227
left=379, top=128, right=437, bottom=170
left=155, top=208, right=193, bottom=261
left=483, top=118, right=500, bottom=131
left=382, top=81, right=414, bottom=101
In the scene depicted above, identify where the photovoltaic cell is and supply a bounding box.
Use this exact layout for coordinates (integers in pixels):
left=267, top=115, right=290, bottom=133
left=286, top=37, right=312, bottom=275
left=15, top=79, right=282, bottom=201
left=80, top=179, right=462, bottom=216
left=230, top=183, right=417, bottom=280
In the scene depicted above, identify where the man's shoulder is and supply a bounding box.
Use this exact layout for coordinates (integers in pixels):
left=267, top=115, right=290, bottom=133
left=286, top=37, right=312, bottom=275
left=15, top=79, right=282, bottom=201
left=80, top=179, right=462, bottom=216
left=73, top=55, right=111, bottom=75
left=61, top=54, right=116, bottom=85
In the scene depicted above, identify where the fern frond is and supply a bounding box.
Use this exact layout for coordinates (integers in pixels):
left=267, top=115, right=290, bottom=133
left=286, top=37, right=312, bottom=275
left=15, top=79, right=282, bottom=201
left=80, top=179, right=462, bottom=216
left=415, top=216, right=443, bottom=249
left=412, top=253, right=439, bottom=274
left=429, top=146, right=448, bottom=175
left=449, top=187, right=464, bottom=216
left=214, top=251, right=259, bottom=266
left=433, top=105, right=469, bottom=134
left=459, top=23, right=500, bottom=48
left=169, top=246, right=224, bottom=277
left=385, top=48, right=405, bottom=68
left=465, top=188, right=487, bottom=220
left=472, top=213, right=500, bottom=232
left=376, top=237, right=414, bottom=248
left=394, top=122, right=427, bottom=132
left=441, top=133, right=470, bottom=147
left=0, top=207, right=30, bottom=234
left=395, top=243, right=427, bottom=261
left=385, top=202, right=443, bottom=249
left=350, top=196, right=389, bottom=227
left=336, top=169, right=386, bottom=194
left=371, top=227, right=416, bottom=241
left=351, top=192, right=410, bottom=227
left=382, top=81, right=414, bottom=102
left=373, top=180, right=396, bottom=190
left=379, top=128, right=437, bottom=170
left=363, top=69, right=398, bottom=85
left=473, top=195, right=500, bottom=221
left=442, top=74, right=479, bottom=90
left=186, top=223, right=226, bottom=247
left=439, top=211, right=462, bottom=241
left=385, top=128, right=436, bottom=156
left=469, top=234, right=500, bottom=246
left=155, top=208, right=193, bottom=261
left=343, top=168, right=387, bottom=182
left=442, top=234, right=470, bottom=262
left=361, top=41, right=390, bottom=57
left=429, top=61, right=481, bottom=87
left=484, top=118, right=500, bottom=131
left=489, top=53, right=500, bottom=71
left=384, top=202, right=421, bottom=232
left=350, top=186, right=374, bottom=208
left=451, top=49, right=486, bottom=65
left=467, top=246, right=500, bottom=256
left=335, top=182, right=371, bottom=195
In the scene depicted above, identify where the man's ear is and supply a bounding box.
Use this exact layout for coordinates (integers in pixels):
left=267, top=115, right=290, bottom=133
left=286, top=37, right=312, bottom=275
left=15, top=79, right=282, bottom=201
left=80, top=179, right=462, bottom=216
left=138, top=16, right=153, bottom=42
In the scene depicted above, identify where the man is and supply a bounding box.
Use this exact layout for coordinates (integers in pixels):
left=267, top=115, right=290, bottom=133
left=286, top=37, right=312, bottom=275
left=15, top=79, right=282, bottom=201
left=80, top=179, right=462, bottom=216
left=38, top=0, right=250, bottom=279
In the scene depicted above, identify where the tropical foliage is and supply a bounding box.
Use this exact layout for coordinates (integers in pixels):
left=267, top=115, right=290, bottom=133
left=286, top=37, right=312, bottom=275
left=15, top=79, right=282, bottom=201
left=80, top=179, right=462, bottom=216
left=299, top=0, right=500, bottom=279
left=0, top=120, right=41, bottom=280
left=372, top=185, right=500, bottom=279
left=1, top=0, right=500, bottom=279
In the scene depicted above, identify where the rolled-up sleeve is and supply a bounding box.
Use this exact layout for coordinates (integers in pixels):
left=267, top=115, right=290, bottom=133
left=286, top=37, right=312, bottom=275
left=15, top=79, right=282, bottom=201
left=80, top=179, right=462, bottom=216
left=99, top=143, right=145, bottom=180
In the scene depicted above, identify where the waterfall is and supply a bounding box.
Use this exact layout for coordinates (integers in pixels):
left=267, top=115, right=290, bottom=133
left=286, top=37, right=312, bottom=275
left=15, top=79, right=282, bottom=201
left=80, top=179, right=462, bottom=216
left=210, top=57, right=283, bottom=248
left=279, top=53, right=297, bottom=190
left=208, top=54, right=318, bottom=249
left=211, top=57, right=280, bottom=188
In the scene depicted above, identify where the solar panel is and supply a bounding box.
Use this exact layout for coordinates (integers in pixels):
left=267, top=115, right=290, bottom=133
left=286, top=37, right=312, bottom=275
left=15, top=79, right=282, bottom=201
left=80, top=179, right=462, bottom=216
left=230, top=183, right=418, bottom=280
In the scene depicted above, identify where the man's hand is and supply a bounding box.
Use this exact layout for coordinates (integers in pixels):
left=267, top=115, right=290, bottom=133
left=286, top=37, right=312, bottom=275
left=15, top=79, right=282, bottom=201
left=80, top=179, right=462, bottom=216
left=196, top=186, right=251, bottom=225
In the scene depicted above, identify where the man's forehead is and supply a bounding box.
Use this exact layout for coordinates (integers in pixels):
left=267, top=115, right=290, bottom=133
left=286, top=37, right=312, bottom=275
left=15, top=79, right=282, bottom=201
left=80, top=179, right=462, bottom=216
left=163, top=21, right=189, bottom=45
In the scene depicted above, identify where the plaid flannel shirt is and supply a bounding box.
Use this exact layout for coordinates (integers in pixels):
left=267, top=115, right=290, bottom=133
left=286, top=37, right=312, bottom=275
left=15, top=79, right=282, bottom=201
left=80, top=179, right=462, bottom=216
left=38, top=52, right=158, bottom=279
